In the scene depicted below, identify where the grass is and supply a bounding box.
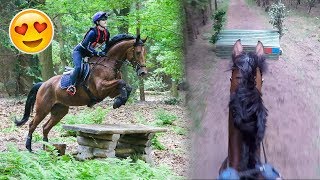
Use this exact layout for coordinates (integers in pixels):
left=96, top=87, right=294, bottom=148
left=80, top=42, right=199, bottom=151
left=0, top=144, right=179, bottom=179
left=54, top=106, right=109, bottom=134
left=0, top=121, right=18, bottom=133
left=155, top=109, right=177, bottom=126
left=151, top=134, right=166, bottom=150
left=171, top=126, right=187, bottom=136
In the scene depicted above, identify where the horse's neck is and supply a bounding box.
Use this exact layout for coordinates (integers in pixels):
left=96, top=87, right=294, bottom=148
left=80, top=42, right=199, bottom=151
left=107, top=40, right=134, bottom=61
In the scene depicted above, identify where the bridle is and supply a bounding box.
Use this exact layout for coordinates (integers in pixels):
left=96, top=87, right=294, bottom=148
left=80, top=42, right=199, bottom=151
left=128, top=44, right=147, bottom=72
left=229, top=67, right=264, bottom=86
left=87, top=42, right=146, bottom=73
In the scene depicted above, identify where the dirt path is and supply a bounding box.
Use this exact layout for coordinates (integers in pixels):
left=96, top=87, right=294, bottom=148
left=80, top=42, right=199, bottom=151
left=189, top=0, right=320, bottom=179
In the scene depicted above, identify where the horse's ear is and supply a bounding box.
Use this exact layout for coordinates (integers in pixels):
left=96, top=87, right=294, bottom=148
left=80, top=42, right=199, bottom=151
left=142, top=36, right=148, bottom=43
left=232, top=39, right=243, bottom=57
left=136, top=34, right=141, bottom=42
left=256, top=41, right=264, bottom=56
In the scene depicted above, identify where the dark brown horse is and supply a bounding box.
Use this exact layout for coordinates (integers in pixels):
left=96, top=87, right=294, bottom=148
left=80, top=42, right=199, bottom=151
left=219, top=39, right=268, bottom=178
left=15, top=35, right=148, bottom=152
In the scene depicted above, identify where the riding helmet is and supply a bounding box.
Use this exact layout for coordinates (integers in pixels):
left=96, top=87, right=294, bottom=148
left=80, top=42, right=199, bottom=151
left=92, top=11, right=108, bottom=24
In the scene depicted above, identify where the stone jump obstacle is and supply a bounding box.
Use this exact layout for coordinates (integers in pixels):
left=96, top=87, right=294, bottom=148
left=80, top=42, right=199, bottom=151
left=63, top=124, right=167, bottom=164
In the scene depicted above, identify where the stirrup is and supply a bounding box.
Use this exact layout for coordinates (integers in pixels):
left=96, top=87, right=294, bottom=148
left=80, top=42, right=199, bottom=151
left=66, top=85, right=76, bottom=96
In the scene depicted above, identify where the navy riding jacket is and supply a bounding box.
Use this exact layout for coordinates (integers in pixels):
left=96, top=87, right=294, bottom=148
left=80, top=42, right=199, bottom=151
left=74, top=27, right=110, bottom=57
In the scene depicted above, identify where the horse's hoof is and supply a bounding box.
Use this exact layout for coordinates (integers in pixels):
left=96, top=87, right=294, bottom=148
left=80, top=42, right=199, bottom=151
left=113, top=97, right=124, bottom=109
left=26, top=145, right=32, bottom=152
left=26, top=136, right=32, bottom=152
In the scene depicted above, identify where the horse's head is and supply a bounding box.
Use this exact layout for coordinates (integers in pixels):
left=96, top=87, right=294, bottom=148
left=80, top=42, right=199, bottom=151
left=229, top=39, right=268, bottom=148
left=126, top=35, right=148, bottom=77
left=230, top=39, right=267, bottom=92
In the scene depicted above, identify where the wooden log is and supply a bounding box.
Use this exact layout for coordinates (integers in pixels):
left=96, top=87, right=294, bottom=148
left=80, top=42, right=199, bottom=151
left=78, top=132, right=120, bottom=141
left=52, top=143, right=66, bottom=156
left=76, top=145, right=94, bottom=160
left=93, top=148, right=115, bottom=158
left=77, top=136, right=117, bottom=149
left=44, top=143, right=66, bottom=156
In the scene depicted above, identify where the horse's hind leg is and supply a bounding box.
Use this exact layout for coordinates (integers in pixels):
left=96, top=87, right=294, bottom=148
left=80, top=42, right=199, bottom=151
left=43, top=104, right=69, bottom=145
left=27, top=110, right=50, bottom=152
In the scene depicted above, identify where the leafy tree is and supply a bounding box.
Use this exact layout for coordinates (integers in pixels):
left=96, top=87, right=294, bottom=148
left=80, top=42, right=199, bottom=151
left=268, top=1, right=286, bottom=39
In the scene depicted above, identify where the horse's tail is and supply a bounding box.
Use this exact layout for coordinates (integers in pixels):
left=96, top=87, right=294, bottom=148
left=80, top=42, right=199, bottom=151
left=15, top=82, right=43, bottom=126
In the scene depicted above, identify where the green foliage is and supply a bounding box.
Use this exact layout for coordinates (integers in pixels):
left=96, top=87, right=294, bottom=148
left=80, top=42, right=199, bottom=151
left=54, top=107, right=109, bottom=135
left=0, top=145, right=178, bottom=179
left=187, top=0, right=210, bottom=9
left=151, top=134, right=166, bottom=150
left=132, top=0, right=184, bottom=81
left=164, top=97, right=181, bottom=105
left=32, top=132, right=42, bottom=142
left=155, top=109, right=177, bottom=126
left=172, top=126, right=187, bottom=136
left=1, top=117, right=18, bottom=133
left=210, top=9, right=226, bottom=44
left=268, top=1, right=286, bottom=39
left=144, top=74, right=168, bottom=92
left=64, top=107, right=108, bottom=125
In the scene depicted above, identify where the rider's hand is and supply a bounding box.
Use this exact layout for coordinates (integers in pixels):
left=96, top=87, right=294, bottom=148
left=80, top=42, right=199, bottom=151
left=97, top=51, right=106, bottom=57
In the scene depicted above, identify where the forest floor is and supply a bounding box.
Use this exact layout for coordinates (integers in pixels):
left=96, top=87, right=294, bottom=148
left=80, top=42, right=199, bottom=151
left=188, top=0, right=320, bottom=179
left=0, top=92, right=190, bottom=177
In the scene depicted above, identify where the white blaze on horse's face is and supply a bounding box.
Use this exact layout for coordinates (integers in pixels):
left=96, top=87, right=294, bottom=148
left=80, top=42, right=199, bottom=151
left=133, top=44, right=147, bottom=77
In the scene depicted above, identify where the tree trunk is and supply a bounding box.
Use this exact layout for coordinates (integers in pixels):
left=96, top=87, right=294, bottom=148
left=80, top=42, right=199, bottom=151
left=115, top=7, right=130, bottom=34
left=171, top=79, right=178, bottom=98
left=39, top=44, right=54, bottom=81
left=114, top=7, right=130, bottom=84
left=56, top=15, right=68, bottom=73
left=208, top=0, right=212, bottom=12
left=215, top=0, right=218, bottom=10
left=136, top=1, right=145, bottom=101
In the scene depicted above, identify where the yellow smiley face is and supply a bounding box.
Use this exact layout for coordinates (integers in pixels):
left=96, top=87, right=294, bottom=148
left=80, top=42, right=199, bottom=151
left=9, top=9, right=54, bottom=54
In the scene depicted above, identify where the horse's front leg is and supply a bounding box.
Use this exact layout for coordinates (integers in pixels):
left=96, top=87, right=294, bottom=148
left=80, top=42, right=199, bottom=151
left=98, top=79, right=131, bottom=109
left=113, top=79, right=131, bottom=109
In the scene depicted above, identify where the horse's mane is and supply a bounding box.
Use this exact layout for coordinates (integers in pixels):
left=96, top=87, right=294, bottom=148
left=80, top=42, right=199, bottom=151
left=229, top=51, right=268, bottom=149
left=105, top=34, right=143, bottom=52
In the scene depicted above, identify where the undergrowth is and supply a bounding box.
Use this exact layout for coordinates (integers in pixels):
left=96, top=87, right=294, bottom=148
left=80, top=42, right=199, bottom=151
left=155, top=109, right=177, bottom=126
left=54, top=107, right=109, bottom=135
left=0, top=144, right=179, bottom=179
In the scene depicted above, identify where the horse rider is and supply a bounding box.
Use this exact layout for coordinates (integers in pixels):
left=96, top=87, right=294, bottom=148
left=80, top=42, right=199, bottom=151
left=66, top=11, right=110, bottom=96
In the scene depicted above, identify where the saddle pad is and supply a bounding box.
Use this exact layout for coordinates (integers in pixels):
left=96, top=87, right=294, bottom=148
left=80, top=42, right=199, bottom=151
left=60, top=63, right=90, bottom=89
left=60, top=72, right=73, bottom=89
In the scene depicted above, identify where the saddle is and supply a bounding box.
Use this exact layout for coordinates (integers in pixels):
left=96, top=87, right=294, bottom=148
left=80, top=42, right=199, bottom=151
left=60, top=62, right=90, bottom=89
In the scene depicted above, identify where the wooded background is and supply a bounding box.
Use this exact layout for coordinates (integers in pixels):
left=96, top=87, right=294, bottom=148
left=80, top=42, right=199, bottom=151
left=0, top=0, right=184, bottom=98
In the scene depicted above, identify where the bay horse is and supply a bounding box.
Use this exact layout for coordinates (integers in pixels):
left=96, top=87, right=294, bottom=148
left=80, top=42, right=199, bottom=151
left=219, top=40, right=268, bottom=178
left=15, top=34, right=148, bottom=152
